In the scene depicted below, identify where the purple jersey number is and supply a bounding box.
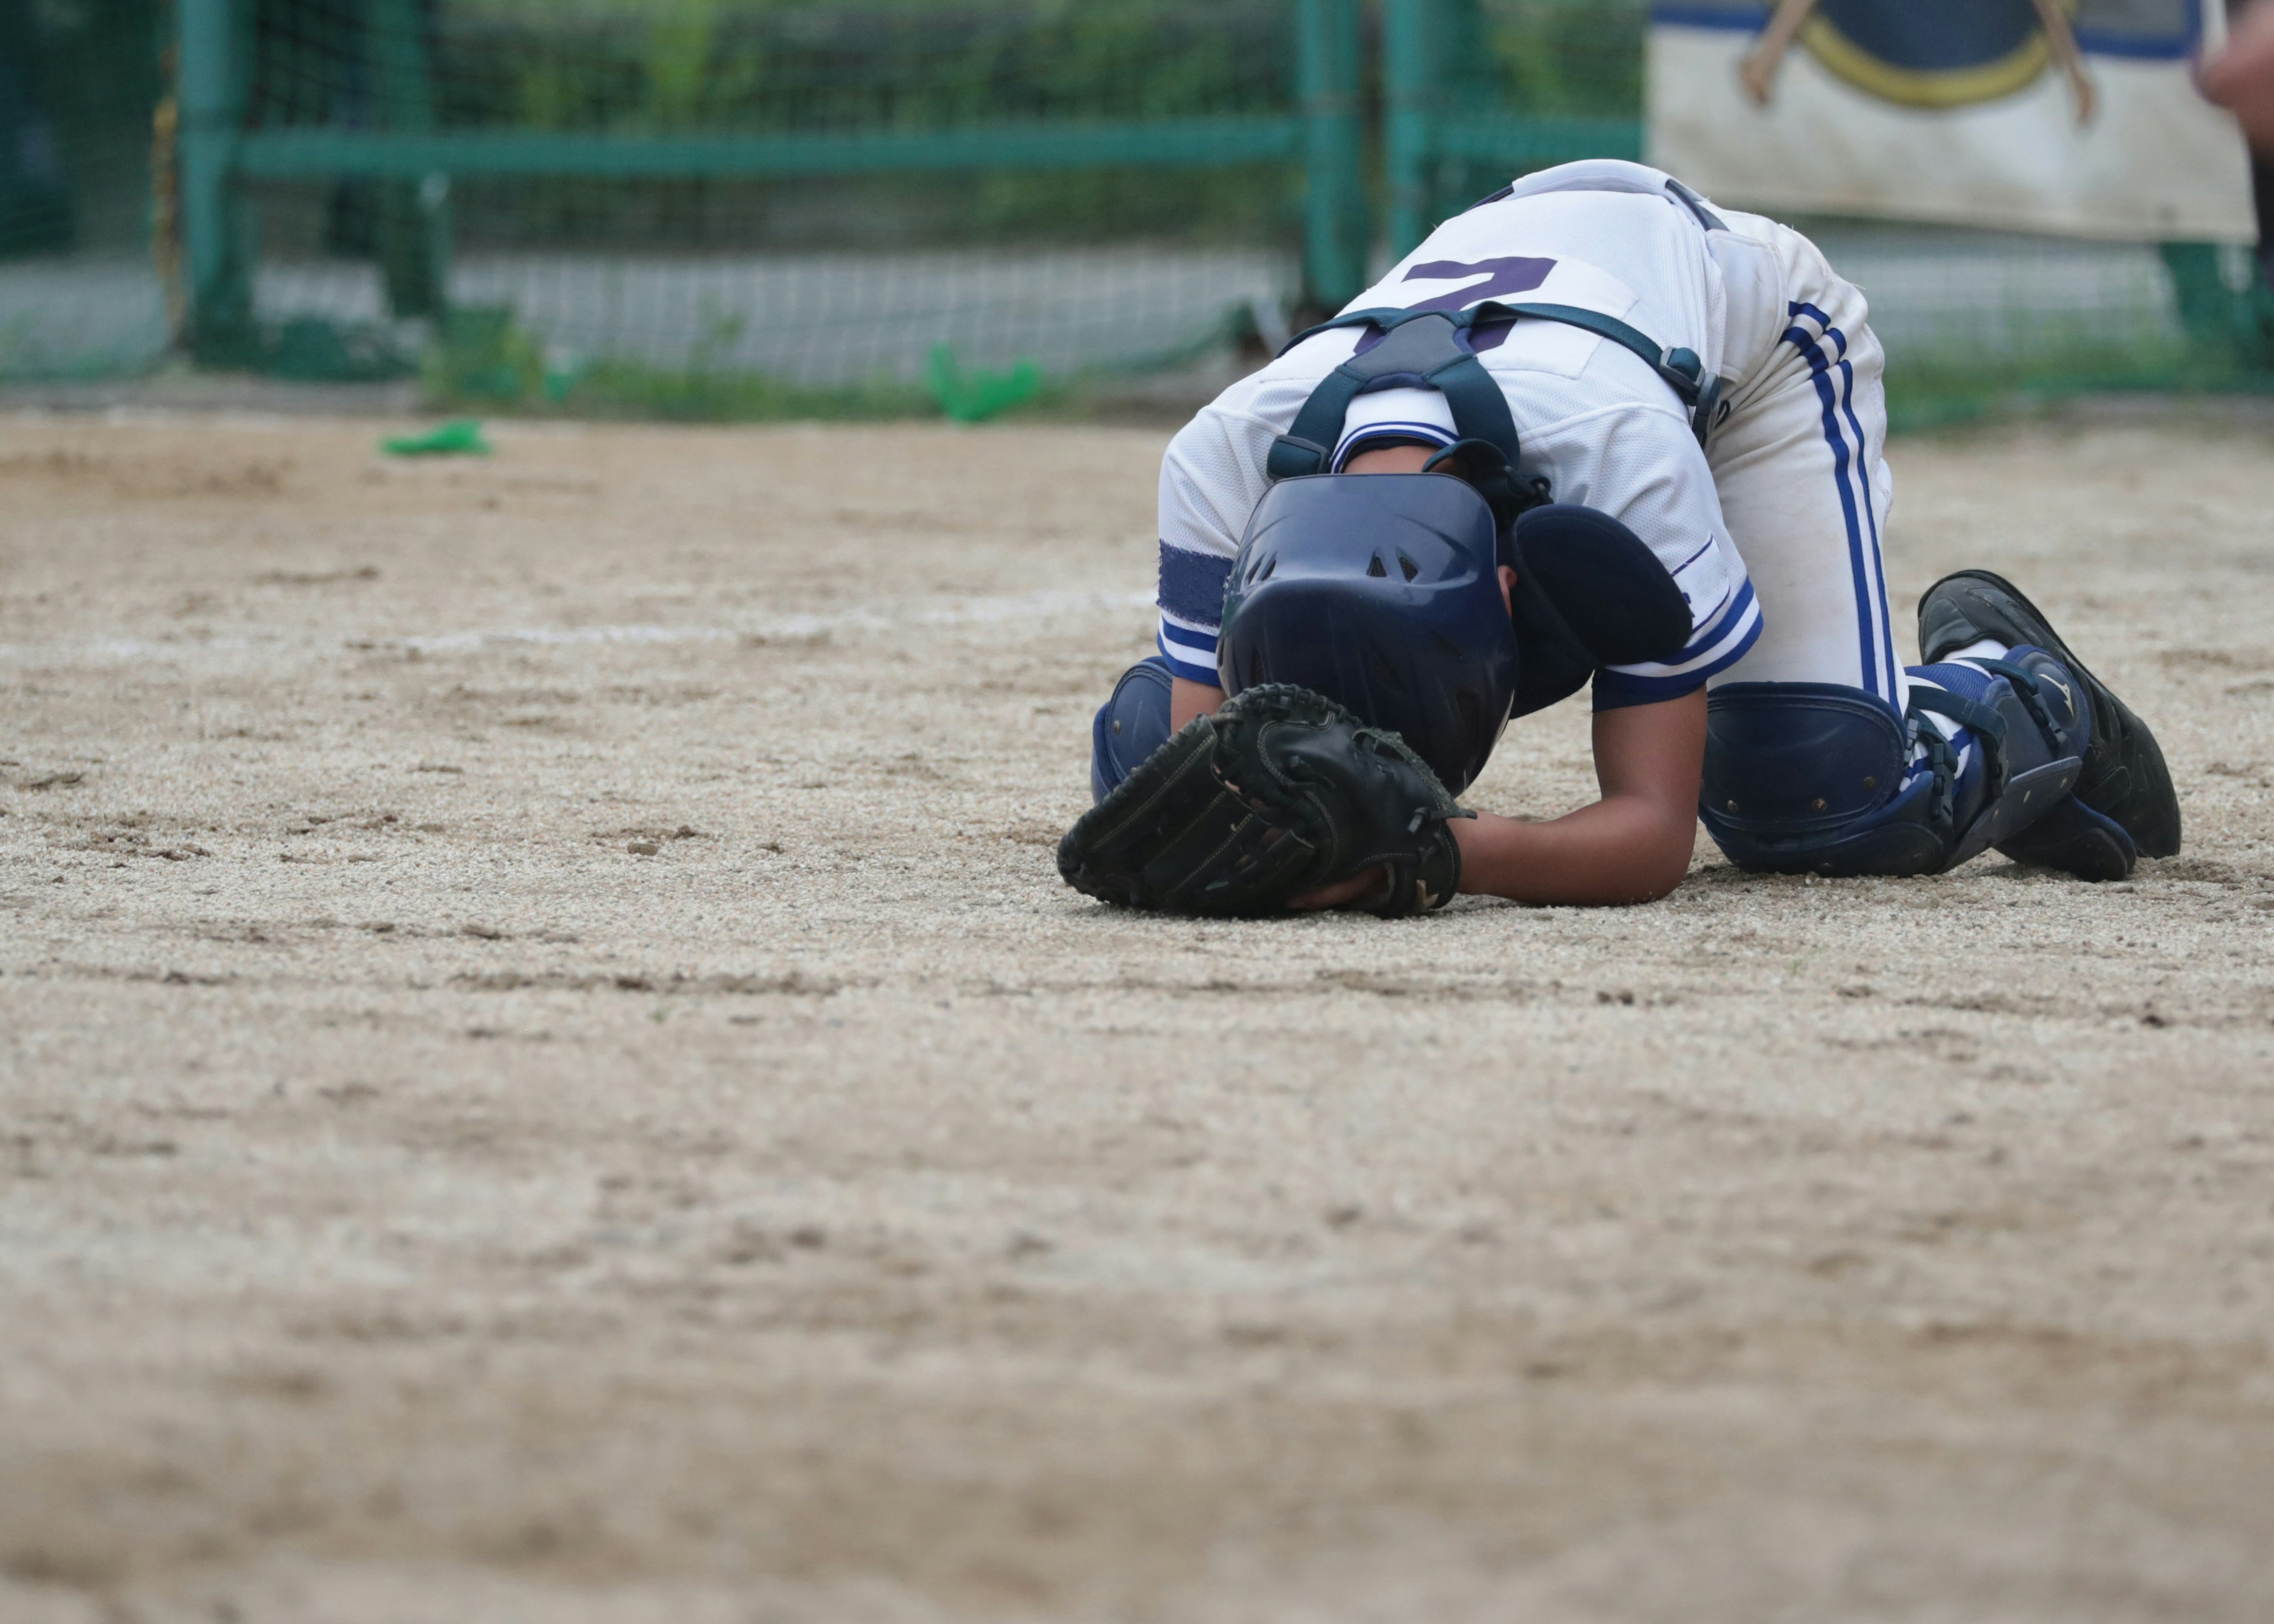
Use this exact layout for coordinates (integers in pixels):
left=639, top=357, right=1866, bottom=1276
left=1356, top=256, right=1555, bottom=356
left=1399, top=256, right=1556, bottom=313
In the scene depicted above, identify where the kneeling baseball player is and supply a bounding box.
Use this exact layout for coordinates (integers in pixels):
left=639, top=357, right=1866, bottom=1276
left=1059, top=159, right=2179, bottom=915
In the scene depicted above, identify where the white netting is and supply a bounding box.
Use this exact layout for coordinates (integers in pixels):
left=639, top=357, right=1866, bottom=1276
left=1806, top=225, right=2185, bottom=361
left=247, top=246, right=1299, bottom=385
left=0, top=259, right=172, bottom=380
left=0, top=231, right=2198, bottom=395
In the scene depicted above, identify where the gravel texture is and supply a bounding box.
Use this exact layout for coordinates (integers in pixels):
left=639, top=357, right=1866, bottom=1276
left=2, top=411, right=2272, bottom=1623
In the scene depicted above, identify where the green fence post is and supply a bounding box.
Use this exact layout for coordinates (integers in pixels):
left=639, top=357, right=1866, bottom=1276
left=1383, top=0, right=1438, bottom=259
left=179, top=0, right=251, bottom=356
left=2160, top=242, right=2274, bottom=375
left=1296, top=0, right=1366, bottom=312
left=372, top=0, right=449, bottom=320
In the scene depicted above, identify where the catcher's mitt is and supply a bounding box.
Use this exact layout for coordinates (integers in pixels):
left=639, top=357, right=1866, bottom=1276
left=1057, top=684, right=1473, bottom=918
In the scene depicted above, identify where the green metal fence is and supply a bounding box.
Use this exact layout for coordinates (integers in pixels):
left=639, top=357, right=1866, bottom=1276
left=175, top=0, right=1376, bottom=375
left=1383, top=0, right=1643, bottom=256
left=4, top=0, right=2267, bottom=415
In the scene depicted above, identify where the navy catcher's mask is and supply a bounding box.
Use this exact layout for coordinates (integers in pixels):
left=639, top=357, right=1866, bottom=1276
left=1217, top=474, right=1518, bottom=794
left=1217, top=475, right=1692, bottom=793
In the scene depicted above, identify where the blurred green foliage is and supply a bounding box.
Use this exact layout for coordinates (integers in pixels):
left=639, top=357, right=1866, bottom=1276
left=1421, top=0, right=1647, bottom=220
left=1884, top=338, right=2274, bottom=432
left=419, top=300, right=939, bottom=417
left=244, top=0, right=1666, bottom=253
left=422, top=305, right=548, bottom=401
left=254, top=0, right=1309, bottom=249
left=554, top=360, right=934, bottom=419
left=1464, top=0, right=1647, bottom=117
left=431, top=0, right=1293, bottom=132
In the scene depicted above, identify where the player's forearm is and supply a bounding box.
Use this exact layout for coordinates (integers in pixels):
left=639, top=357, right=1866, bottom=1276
left=1452, top=797, right=1695, bottom=906
left=1182, top=673, right=1697, bottom=904
left=1171, top=676, right=1225, bottom=731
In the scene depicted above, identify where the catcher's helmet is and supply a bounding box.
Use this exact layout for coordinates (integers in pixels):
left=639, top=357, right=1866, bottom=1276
left=1216, top=475, right=1694, bottom=793
left=1216, top=474, right=1517, bottom=793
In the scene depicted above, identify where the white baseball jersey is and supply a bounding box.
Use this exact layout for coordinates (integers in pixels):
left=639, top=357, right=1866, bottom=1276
left=1155, top=161, right=1766, bottom=709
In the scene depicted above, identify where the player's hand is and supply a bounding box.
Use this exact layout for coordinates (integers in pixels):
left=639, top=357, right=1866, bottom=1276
left=1738, top=50, right=1777, bottom=105
left=1288, top=865, right=1392, bottom=912
left=2203, top=0, right=2274, bottom=149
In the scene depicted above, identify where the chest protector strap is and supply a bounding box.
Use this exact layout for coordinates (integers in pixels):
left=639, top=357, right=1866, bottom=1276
left=1266, top=300, right=1724, bottom=523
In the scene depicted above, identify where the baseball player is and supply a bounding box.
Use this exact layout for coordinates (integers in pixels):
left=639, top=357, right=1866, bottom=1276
left=1058, top=159, right=2178, bottom=916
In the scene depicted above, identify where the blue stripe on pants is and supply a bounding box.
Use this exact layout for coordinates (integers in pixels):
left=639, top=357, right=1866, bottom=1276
left=1790, top=302, right=1896, bottom=700
left=1838, top=355, right=1897, bottom=701
left=1784, top=311, right=1886, bottom=702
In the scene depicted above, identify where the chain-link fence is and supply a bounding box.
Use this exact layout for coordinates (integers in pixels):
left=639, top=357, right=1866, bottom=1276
left=3, top=0, right=2267, bottom=422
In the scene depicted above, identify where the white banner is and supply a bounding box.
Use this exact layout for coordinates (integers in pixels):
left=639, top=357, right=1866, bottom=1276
left=1647, top=1, right=2257, bottom=243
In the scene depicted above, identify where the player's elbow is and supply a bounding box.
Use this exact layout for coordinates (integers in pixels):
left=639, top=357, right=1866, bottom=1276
left=1623, top=808, right=1700, bottom=903
left=1629, top=856, right=1691, bottom=903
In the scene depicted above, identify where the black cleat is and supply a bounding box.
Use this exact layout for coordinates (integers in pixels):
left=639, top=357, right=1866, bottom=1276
left=1918, top=570, right=2180, bottom=873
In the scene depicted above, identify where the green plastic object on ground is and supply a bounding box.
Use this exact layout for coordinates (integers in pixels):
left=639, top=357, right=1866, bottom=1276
left=382, top=420, right=493, bottom=457
left=926, top=345, right=1042, bottom=424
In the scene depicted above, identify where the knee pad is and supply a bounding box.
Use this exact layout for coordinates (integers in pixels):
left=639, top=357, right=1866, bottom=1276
left=1700, top=683, right=1948, bottom=876
left=1091, top=656, right=1175, bottom=802
left=1700, top=667, right=2087, bottom=878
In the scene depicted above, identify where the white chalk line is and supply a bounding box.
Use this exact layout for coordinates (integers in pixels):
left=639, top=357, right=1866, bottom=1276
left=0, top=588, right=1156, bottom=668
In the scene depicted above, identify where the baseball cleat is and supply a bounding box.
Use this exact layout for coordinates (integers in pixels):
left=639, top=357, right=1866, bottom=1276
left=1917, top=569, right=2180, bottom=876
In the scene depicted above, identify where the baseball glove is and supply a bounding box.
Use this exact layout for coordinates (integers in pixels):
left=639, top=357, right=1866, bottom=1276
left=1057, top=683, right=1472, bottom=918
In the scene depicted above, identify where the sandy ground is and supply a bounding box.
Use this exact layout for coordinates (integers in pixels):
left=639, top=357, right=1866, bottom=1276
left=2, top=410, right=2272, bottom=1623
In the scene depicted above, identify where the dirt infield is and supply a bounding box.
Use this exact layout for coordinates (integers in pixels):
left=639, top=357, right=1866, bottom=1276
left=3, top=410, right=2272, bottom=1622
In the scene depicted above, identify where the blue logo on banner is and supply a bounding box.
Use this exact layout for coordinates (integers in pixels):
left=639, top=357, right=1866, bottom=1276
left=1805, top=0, right=2074, bottom=107
left=1656, top=1, right=2203, bottom=109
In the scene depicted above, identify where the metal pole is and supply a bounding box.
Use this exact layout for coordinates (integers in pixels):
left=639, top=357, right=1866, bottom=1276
left=2160, top=242, right=2274, bottom=372
left=1383, top=0, right=1435, bottom=259
left=1296, top=0, right=1366, bottom=313
left=178, top=0, right=250, bottom=355
left=372, top=0, right=449, bottom=320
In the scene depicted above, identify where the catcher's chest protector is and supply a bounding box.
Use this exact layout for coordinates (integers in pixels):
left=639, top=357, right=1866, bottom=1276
left=1265, top=296, right=1727, bottom=529
left=1237, top=298, right=1710, bottom=730
left=1257, top=290, right=1730, bottom=719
